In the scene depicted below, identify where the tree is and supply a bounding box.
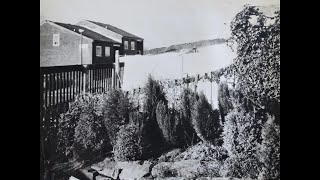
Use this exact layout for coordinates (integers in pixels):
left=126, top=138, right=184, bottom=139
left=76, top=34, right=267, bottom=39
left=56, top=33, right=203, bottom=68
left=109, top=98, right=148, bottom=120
left=220, top=5, right=280, bottom=179
left=229, top=5, right=280, bottom=111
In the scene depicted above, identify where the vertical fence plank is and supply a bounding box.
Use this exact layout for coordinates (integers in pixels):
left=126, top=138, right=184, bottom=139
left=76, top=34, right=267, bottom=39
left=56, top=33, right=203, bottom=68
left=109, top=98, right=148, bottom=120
left=104, top=68, right=106, bottom=92
left=60, top=72, right=62, bottom=104
left=102, top=68, right=105, bottom=92
left=88, top=69, right=90, bottom=93
left=72, top=70, right=75, bottom=100
left=99, top=68, right=101, bottom=93
left=81, top=68, right=83, bottom=94
left=107, top=68, right=110, bottom=91
left=94, top=68, right=96, bottom=93
left=77, top=70, right=79, bottom=95
left=40, top=72, right=44, bottom=111
left=66, top=71, right=69, bottom=102
left=52, top=73, right=56, bottom=106
left=49, top=74, right=52, bottom=107
left=79, top=70, right=81, bottom=96
left=77, top=70, right=79, bottom=96
left=101, top=68, right=103, bottom=93
left=91, top=69, right=93, bottom=93
left=45, top=74, right=48, bottom=107
left=63, top=71, right=66, bottom=103
left=56, top=73, right=60, bottom=104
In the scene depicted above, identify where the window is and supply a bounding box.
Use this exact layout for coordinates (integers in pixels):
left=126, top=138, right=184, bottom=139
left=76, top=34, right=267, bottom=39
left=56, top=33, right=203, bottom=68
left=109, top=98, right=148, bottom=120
left=105, top=46, right=110, bottom=57
left=124, top=41, right=128, bottom=50
left=96, top=46, right=102, bottom=57
left=131, top=41, right=135, bottom=50
left=53, top=34, right=60, bottom=46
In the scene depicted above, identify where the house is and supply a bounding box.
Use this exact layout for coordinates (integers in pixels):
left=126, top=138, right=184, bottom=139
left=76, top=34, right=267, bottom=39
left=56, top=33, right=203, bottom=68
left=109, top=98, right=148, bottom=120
left=76, top=20, right=144, bottom=56
left=40, top=20, right=121, bottom=67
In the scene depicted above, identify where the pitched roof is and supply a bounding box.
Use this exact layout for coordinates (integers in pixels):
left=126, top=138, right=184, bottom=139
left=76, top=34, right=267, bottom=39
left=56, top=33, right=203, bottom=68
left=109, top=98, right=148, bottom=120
left=52, top=21, right=120, bottom=44
left=88, top=20, right=143, bottom=40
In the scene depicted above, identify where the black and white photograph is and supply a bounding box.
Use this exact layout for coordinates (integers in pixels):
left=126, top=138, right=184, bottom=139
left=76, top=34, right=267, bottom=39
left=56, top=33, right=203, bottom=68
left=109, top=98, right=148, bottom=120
left=40, top=0, right=280, bottom=179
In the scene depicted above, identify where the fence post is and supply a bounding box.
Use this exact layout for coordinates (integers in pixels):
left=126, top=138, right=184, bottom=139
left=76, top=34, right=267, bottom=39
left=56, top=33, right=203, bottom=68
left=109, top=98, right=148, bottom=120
left=115, top=50, right=121, bottom=89
left=112, top=64, right=115, bottom=89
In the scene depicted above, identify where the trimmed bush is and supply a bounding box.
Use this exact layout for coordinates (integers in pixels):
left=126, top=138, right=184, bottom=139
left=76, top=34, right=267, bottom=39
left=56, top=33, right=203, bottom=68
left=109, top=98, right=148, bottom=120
left=114, top=124, right=142, bottom=161
left=103, top=89, right=132, bottom=147
left=191, top=92, right=222, bottom=145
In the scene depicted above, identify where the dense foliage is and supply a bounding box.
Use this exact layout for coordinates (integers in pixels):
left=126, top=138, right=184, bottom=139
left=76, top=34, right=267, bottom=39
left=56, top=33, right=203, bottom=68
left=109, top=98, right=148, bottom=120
left=73, top=112, right=109, bottom=160
left=229, top=6, right=280, bottom=109
left=56, top=93, right=109, bottom=160
left=103, top=89, right=132, bottom=147
left=140, top=75, right=168, bottom=157
left=217, top=82, right=234, bottom=124
left=221, top=104, right=264, bottom=178
left=191, top=92, right=222, bottom=145
left=258, top=115, right=280, bottom=180
left=178, top=88, right=200, bottom=146
left=114, top=124, right=142, bottom=161
left=156, top=101, right=181, bottom=147
left=220, top=5, right=280, bottom=179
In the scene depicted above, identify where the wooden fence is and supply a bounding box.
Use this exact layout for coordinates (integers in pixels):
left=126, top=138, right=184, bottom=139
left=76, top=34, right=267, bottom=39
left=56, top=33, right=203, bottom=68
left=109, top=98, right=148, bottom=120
left=40, top=63, right=124, bottom=176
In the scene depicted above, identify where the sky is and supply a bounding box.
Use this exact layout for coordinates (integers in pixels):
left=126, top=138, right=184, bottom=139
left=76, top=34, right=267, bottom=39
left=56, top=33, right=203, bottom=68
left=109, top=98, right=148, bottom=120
left=40, top=0, right=279, bottom=49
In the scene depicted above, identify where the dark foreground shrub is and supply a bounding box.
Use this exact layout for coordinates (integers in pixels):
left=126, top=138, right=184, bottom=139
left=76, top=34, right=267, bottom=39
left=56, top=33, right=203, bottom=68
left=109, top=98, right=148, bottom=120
left=156, top=101, right=183, bottom=148
left=141, top=75, right=168, bottom=157
left=178, top=88, right=200, bottom=146
left=191, top=92, right=222, bottom=145
left=103, top=89, right=132, bottom=147
left=217, top=82, right=234, bottom=123
left=57, top=93, right=111, bottom=161
left=73, top=112, right=109, bottom=160
left=114, top=124, right=142, bottom=161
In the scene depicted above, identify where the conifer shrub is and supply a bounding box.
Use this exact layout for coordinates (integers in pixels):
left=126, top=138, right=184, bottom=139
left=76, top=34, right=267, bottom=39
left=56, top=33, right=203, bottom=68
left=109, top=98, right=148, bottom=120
left=258, top=115, right=280, bottom=180
left=103, top=89, right=132, bottom=147
left=156, top=101, right=183, bottom=148
left=191, top=92, right=222, bottom=145
left=217, top=82, right=234, bottom=123
left=221, top=104, right=263, bottom=179
left=140, top=75, right=168, bottom=158
left=57, top=93, right=111, bottom=161
left=73, top=112, right=109, bottom=160
left=178, top=88, right=200, bottom=146
left=114, top=124, right=142, bottom=161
